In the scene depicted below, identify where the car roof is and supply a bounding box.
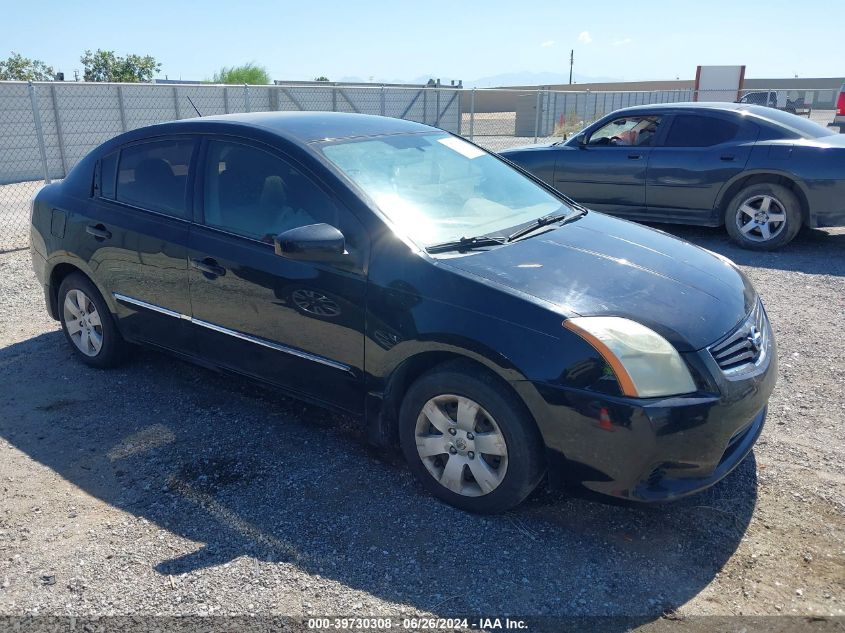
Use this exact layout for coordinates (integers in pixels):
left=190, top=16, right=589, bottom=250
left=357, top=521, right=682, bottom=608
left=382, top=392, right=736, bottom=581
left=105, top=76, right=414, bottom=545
left=165, top=111, right=436, bottom=143
left=612, top=101, right=763, bottom=116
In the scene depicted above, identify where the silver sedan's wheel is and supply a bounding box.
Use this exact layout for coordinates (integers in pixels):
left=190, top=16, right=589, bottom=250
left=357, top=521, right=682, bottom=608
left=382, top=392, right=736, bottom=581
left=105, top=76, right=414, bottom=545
left=414, top=394, right=508, bottom=497
left=63, top=288, right=103, bottom=357
left=734, top=194, right=787, bottom=243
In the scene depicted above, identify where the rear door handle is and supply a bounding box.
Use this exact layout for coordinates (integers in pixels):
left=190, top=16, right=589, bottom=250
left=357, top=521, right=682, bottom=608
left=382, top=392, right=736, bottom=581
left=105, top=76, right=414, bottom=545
left=627, top=153, right=642, bottom=160
left=191, top=258, right=226, bottom=277
left=720, top=154, right=736, bottom=161
left=86, top=224, right=112, bottom=240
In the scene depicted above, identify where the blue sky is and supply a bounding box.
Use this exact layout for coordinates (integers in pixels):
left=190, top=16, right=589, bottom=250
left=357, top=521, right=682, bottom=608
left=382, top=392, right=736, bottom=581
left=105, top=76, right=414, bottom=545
left=4, top=0, right=840, bottom=85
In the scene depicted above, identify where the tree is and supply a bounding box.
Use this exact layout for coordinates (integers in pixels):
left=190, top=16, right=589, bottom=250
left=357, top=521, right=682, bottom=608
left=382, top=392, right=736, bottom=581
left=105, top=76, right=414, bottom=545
left=211, top=63, right=270, bottom=85
left=81, top=49, right=160, bottom=82
left=314, top=76, right=330, bottom=82
left=0, top=52, right=55, bottom=81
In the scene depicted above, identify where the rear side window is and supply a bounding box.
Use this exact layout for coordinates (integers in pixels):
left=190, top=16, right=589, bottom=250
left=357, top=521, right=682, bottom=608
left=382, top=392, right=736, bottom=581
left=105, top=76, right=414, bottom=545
left=664, top=115, right=739, bottom=147
left=116, top=140, right=194, bottom=218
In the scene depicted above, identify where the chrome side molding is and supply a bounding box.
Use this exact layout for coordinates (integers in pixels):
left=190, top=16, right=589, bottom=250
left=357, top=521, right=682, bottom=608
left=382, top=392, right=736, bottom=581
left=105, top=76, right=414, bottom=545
left=113, top=292, right=352, bottom=374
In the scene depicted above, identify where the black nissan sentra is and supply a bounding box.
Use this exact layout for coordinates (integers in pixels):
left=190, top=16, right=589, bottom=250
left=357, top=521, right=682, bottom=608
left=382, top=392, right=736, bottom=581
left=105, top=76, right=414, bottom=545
left=30, top=112, right=776, bottom=513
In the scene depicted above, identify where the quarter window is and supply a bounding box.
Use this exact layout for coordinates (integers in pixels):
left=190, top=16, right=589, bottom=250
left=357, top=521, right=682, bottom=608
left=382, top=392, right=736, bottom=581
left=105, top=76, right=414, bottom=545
left=116, top=140, right=194, bottom=217
left=99, top=152, right=117, bottom=200
left=664, top=115, right=739, bottom=147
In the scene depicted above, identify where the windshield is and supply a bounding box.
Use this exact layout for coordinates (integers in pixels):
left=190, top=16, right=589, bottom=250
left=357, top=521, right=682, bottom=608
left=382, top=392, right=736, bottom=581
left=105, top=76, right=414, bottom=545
left=319, top=132, right=568, bottom=247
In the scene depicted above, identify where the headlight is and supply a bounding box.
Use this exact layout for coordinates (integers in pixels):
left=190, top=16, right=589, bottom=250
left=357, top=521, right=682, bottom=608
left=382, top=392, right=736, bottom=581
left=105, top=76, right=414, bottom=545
left=564, top=317, right=696, bottom=398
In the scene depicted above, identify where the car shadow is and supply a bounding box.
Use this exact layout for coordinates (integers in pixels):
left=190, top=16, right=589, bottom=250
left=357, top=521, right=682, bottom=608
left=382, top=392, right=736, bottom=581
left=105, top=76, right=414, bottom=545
left=0, top=331, right=757, bottom=627
left=644, top=223, right=845, bottom=277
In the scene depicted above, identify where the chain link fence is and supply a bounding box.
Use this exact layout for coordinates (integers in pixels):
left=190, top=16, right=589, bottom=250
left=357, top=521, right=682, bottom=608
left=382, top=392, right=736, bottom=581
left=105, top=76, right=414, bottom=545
left=1, top=81, right=838, bottom=252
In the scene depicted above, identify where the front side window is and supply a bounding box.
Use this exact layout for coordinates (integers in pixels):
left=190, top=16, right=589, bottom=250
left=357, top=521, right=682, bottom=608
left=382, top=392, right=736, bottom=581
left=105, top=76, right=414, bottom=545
left=116, top=139, right=194, bottom=217
left=202, top=140, right=365, bottom=266
left=320, top=133, right=567, bottom=247
left=588, top=115, right=662, bottom=147
left=664, top=115, right=739, bottom=147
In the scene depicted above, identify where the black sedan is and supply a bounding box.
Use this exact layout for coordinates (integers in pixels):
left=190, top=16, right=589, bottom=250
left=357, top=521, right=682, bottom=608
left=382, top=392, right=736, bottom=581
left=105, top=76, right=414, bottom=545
left=30, top=112, right=775, bottom=513
left=501, top=103, right=845, bottom=250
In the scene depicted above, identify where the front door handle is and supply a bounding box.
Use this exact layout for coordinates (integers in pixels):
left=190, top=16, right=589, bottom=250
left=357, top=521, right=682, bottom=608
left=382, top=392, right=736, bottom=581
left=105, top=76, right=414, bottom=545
left=191, top=258, right=226, bottom=277
left=627, top=152, right=642, bottom=160
left=720, top=154, right=736, bottom=161
left=85, top=224, right=112, bottom=241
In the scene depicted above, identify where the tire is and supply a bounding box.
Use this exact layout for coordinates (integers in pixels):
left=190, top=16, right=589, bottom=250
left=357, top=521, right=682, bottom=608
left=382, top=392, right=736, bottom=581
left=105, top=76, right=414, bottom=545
left=58, top=273, right=128, bottom=368
left=724, top=183, right=802, bottom=250
left=398, top=361, right=545, bottom=513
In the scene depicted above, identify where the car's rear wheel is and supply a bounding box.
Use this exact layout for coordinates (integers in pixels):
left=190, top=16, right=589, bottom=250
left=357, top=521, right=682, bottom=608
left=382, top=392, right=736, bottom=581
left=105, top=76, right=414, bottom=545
left=398, top=362, right=545, bottom=513
left=58, top=273, right=128, bottom=368
left=725, top=183, right=802, bottom=250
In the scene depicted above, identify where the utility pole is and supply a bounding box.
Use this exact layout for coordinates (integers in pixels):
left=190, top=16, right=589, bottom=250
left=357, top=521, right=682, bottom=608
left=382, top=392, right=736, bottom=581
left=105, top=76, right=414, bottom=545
left=569, top=49, right=574, bottom=84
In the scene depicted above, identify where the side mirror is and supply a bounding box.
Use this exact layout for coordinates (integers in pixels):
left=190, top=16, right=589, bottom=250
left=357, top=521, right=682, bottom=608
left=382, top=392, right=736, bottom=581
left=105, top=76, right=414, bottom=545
left=575, top=133, right=587, bottom=147
left=274, top=223, right=345, bottom=261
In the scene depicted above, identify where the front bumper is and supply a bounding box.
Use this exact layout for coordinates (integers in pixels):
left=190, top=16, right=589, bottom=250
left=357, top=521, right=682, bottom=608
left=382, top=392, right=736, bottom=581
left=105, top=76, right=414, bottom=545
left=527, top=312, right=777, bottom=503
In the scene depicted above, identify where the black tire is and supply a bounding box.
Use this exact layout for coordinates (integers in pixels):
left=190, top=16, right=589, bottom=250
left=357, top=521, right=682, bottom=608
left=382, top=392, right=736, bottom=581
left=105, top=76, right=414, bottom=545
left=398, top=361, right=545, bottom=513
left=58, top=273, right=128, bottom=368
left=724, top=182, right=802, bottom=250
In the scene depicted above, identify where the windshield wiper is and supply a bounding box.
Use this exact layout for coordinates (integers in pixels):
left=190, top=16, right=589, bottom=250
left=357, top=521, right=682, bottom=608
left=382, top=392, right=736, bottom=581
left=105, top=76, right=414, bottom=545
left=507, top=208, right=587, bottom=242
left=425, top=235, right=507, bottom=254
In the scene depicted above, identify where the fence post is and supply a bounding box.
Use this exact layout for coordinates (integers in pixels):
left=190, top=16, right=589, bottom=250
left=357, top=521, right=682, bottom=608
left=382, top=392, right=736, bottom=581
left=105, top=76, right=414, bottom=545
left=117, top=85, right=128, bottom=131
left=332, top=87, right=337, bottom=112
left=223, top=87, right=230, bottom=114
left=172, top=86, right=180, bottom=119
left=244, top=84, right=251, bottom=112
left=469, top=88, right=475, bottom=141
left=533, top=89, right=541, bottom=143
left=50, top=83, right=68, bottom=178
left=28, top=82, right=51, bottom=184
left=380, top=85, right=385, bottom=116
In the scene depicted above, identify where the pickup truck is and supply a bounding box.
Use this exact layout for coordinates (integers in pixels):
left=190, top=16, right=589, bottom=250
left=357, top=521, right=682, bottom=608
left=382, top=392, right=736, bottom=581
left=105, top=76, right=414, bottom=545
left=737, top=90, right=811, bottom=116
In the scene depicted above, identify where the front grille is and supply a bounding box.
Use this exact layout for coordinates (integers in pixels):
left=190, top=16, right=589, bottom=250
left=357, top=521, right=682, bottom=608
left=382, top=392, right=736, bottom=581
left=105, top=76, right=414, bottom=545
left=709, top=301, right=768, bottom=374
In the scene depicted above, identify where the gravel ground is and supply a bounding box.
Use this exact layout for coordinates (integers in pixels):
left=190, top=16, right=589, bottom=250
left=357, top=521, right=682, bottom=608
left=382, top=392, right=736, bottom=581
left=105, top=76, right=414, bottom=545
left=0, top=224, right=843, bottom=629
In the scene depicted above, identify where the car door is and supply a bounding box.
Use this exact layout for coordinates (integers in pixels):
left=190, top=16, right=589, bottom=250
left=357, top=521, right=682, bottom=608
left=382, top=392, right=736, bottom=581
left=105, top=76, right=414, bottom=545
left=554, top=114, right=663, bottom=214
left=187, top=137, right=368, bottom=413
left=646, top=113, right=758, bottom=223
left=68, top=137, right=197, bottom=352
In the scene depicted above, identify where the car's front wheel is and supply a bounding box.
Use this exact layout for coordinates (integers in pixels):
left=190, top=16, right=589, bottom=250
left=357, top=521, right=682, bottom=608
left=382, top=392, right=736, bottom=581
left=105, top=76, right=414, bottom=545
left=58, top=273, right=128, bottom=368
left=399, top=362, right=545, bottom=513
left=724, top=183, right=802, bottom=250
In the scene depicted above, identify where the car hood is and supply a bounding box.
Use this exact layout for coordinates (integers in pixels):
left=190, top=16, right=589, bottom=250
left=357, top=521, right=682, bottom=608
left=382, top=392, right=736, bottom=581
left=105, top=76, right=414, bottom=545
left=438, top=212, right=757, bottom=351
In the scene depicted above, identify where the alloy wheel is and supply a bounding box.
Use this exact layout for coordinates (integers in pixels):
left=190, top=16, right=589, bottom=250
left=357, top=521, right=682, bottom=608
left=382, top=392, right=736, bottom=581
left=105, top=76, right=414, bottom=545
left=291, top=288, right=341, bottom=317
left=735, top=194, right=787, bottom=242
left=414, top=394, right=509, bottom=497
left=63, top=288, right=103, bottom=357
